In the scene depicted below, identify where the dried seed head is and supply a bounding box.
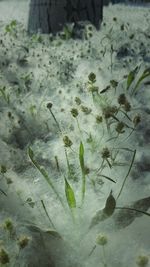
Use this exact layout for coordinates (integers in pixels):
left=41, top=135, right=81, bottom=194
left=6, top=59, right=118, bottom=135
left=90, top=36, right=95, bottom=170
left=103, top=106, right=117, bottom=119
left=47, top=102, right=53, bottom=109
left=136, top=255, right=149, bottom=267
left=96, top=115, right=103, bottom=124
left=81, top=105, right=92, bottom=115
left=18, top=235, right=30, bottom=249
left=88, top=72, right=96, bottom=83
left=63, top=136, right=73, bottom=147
left=124, top=101, right=131, bottom=112
left=101, top=147, right=111, bottom=159
left=110, top=79, right=118, bottom=88
left=96, top=234, right=108, bottom=246
left=118, top=94, right=127, bottom=105
left=0, top=165, right=7, bottom=174
left=75, top=97, right=81, bottom=105
left=116, top=121, right=125, bottom=134
left=133, top=114, right=141, bottom=127
left=71, top=108, right=78, bottom=118
left=3, top=219, right=13, bottom=233
left=0, top=248, right=9, bottom=264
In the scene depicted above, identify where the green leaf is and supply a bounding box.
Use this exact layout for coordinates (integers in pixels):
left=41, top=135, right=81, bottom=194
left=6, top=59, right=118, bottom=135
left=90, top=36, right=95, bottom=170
left=126, top=66, right=139, bottom=90
left=65, top=178, right=76, bottom=209
left=99, top=174, right=116, bottom=183
left=89, top=191, right=116, bottom=228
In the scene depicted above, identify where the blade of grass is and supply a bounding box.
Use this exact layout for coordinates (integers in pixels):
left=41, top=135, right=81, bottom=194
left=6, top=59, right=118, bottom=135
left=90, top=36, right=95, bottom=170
left=99, top=174, right=116, bottom=183
left=79, top=142, right=86, bottom=205
left=28, top=147, right=65, bottom=209
left=117, top=150, right=136, bottom=200
left=132, top=68, right=150, bottom=95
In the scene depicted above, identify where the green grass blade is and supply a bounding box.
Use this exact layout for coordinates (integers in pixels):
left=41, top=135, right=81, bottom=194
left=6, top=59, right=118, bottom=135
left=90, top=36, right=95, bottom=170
left=79, top=142, right=86, bottom=205
left=99, top=174, right=116, bottom=183
left=126, top=66, right=139, bottom=90
left=28, top=147, right=65, bottom=209
left=132, top=68, right=150, bottom=95
left=65, top=177, right=76, bottom=209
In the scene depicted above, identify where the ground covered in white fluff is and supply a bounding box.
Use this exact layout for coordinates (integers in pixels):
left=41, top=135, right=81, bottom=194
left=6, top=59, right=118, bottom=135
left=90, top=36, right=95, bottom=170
left=0, top=1, right=150, bottom=267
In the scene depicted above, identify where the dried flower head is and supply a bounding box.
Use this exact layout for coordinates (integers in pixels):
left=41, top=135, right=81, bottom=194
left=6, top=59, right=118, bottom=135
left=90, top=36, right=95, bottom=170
left=18, top=235, right=31, bottom=249
left=124, top=101, right=131, bottom=112
left=96, top=234, right=108, bottom=246
left=116, top=121, right=125, bottom=134
left=63, top=136, right=73, bottom=147
left=81, top=105, right=92, bottom=115
left=110, top=79, right=118, bottom=88
left=96, top=115, right=103, bottom=124
left=101, top=147, right=111, bottom=159
left=75, top=97, right=81, bottom=105
left=103, top=106, right=118, bottom=119
left=118, top=94, right=127, bottom=105
left=136, top=255, right=149, bottom=267
left=71, top=108, right=78, bottom=118
left=133, top=114, right=141, bottom=127
left=47, top=102, right=53, bottom=109
left=0, top=165, right=7, bottom=174
left=3, top=219, right=13, bottom=233
left=0, top=247, right=9, bottom=264
left=88, top=72, right=96, bottom=83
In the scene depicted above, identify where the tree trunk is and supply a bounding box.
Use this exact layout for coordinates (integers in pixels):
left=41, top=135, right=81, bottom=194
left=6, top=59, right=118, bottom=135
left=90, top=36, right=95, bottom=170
left=28, top=0, right=103, bottom=34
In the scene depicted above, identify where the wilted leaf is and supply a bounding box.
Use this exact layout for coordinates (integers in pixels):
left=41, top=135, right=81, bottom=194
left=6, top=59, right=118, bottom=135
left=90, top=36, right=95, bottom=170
left=114, top=196, right=150, bottom=229
left=89, top=191, right=116, bottom=228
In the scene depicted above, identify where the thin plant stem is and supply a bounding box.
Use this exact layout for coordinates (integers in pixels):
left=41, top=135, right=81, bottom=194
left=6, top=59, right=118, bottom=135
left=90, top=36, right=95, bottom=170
left=41, top=200, right=56, bottom=229
left=117, top=149, right=136, bottom=200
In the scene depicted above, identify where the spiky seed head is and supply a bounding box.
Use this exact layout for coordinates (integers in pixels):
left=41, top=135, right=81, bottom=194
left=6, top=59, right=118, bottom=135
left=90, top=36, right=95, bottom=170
left=88, top=72, right=96, bottom=83
left=18, top=235, right=30, bottom=249
left=96, top=115, right=103, bottom=124
left=110, top=79, right=118, bottom=88
left=0, top=165, right=7, bottom=174
left=116, top=121, right=125, bottom=134
left=118, top=94, right=127, bottom=105
left=81, top=105, right=92, bottom=115
left=96, top=234, right=108, bottom=246
left=0, top=248, right=9, bottom=264
left=71, top=108, right=78, bottom=118
left=101, top=147, right=111, bottom=159
left=47, top=102, right=53, bottom=109
left=63, top=136, right=73, bottom=147
left=133, top=114, right=141, bottom=127
left=124, top=101, right=131, bottom=112
left=3, top=219, right=13, bottom=233
left=75, top=97, right=81, bottom=105
left=136, top=255, right=149, bottom=267
left=103, top=106, right=117, bottom=119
